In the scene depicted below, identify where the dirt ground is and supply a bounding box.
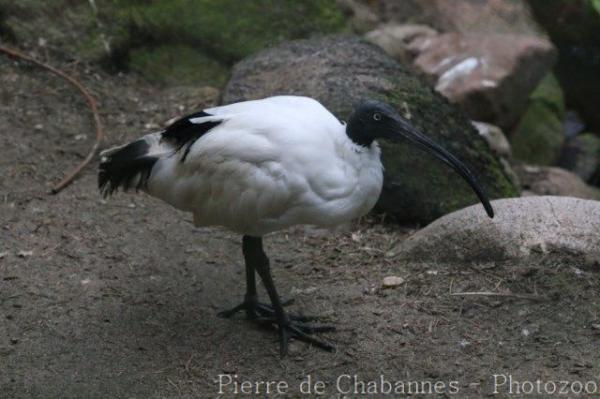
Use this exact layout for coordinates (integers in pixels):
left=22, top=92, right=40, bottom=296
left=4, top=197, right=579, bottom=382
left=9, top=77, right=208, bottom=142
left=1, top=52, right=599, bottom=399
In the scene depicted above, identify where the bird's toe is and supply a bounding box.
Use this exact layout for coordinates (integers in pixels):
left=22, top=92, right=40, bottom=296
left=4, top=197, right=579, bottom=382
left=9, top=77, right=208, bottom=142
left=255, top=301, right=312, bottom=322
left=279, top=321, right=336, bottom=355
left=218, top=298, right=310, bottom=321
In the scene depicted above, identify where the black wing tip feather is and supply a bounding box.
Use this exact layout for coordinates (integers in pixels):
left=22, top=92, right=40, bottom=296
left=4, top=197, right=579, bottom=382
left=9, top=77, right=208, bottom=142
left=98, top=159, right=156, bottom=198
left=98, top=139, right=158, bottom=198
left=162, top=111, right=222, bottom=162
left=99, top=110, right=222, bottom=196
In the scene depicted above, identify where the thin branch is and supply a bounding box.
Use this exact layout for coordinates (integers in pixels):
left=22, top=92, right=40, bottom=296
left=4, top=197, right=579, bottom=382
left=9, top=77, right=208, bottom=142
left=450, top=291, right=548, bottom=301
left=0, top=43, right=105, bottom=194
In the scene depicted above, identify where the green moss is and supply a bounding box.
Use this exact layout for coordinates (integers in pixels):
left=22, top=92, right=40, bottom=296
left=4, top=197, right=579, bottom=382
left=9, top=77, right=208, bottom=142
left=111, top=0, right=347, bottom=64
left=511, top=104, right=564, bottom=165
left=373, top=73, right=520, bottom=222
left=530, top=73, right=565, bottom=116
left=109, top=0, right=346, bottom=84
left=129, top=44, right=229, bottom=86
left=2, top=0, right=346, bottom=85
left=579, top=132, right=600, bottom=152
left=510, top=73, right=566, bottom=165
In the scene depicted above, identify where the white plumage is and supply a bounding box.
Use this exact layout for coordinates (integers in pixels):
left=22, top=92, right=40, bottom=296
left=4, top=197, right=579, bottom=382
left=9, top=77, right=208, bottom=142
left=103, top=96, right=383, bottom=236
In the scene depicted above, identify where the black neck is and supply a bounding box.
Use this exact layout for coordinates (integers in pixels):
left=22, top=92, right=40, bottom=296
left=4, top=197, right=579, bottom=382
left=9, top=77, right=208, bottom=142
left=345, top=118, right=374, bottom=147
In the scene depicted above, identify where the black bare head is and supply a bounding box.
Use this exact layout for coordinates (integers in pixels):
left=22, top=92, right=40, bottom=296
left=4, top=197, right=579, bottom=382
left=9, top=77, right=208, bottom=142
left=346, top=100, right=400, bottom=147
left=346, top=99, right=495, bottom=219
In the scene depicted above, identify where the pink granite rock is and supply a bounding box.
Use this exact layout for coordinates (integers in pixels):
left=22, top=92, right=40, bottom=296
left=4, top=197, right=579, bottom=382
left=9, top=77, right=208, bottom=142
left=412, top=32, right=556, bottom=129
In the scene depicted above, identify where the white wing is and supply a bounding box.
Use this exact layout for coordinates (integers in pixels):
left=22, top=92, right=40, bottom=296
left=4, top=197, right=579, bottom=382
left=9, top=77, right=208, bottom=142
left=103, top=95, right=382, bottom=235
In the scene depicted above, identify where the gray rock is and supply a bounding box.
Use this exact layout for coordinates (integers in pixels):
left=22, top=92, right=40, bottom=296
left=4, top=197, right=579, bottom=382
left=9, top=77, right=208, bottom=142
left=471, top=121, right=511, bottom=158
left=412, top=32, right=556, bottom=129
left=365, top=23, right=438, bottom=63
left=354, top=0, right=544, bottom=35
left=563, top=111, right=586, bottom=139
left=515, top=165, right=600, bottom=201
left=509, top=73, right=565, bottom=166
left=559, top=133, right=600, bottom=185
left=528, top=0, right=600, bottom=131
left=382, top=276, right=405, bottom=288
left=393, top=196, right=600, bottom=268
left=223, top=35, right=519, bottom=223
left=471, top=121, right=520, bottom=189
left=336, top=0, right=380, bottom=32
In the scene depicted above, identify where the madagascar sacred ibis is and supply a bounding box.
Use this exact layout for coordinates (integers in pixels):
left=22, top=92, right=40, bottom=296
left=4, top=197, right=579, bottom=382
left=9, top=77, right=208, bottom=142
left=98, top=95, right=494, bottom=355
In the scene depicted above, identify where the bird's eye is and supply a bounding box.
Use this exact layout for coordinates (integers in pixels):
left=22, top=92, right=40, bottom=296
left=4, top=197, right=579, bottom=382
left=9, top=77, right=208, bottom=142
left=373, top=113, right=382, bottom=121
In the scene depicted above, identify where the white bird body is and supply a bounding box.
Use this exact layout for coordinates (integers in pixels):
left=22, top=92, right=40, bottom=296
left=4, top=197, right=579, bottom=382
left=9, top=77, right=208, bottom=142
left=103, top=96, right=383, bottom=236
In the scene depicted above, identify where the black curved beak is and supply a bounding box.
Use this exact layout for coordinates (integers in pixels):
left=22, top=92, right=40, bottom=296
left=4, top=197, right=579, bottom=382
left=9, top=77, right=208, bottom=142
left=389, top=117, right=494, bottom=218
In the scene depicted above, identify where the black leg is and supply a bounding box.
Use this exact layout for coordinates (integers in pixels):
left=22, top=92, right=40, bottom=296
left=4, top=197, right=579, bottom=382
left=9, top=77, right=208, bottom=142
left=217, top=236, right=335, bottom=355
left=244, top=247, right=257, bottom=304
left=245, top=236, right=335, bottom=356
left=217, top=237, right=299, bottom=320
left=217, top=252, right=260, bottom=319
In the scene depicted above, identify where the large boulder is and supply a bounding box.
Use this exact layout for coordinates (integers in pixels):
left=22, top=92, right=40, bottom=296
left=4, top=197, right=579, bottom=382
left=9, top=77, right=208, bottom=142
left=355, top=0, right=543, bottom=35
left=559, top=133, right=600, bottom=186
left=515, top=165, right=600, bottom=200
left=393, top=196, right=600, bottom=268
left=471, top=121, right=512, bottom=158
left=510, top=74, right=566, bottom=165
left=336, top=0, right=380, bottom=32
left=411, top=32, right=556, bottom=130
left=357, top=0, right=556, bottom=130
left=223, top=35, right=519, bottom=223
left=364, top=23, right=438, bottom=63
left=527, top=0, right=600, bottom=131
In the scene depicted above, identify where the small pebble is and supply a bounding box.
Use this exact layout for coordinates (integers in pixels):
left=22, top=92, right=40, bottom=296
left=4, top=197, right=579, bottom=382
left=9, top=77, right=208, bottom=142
left=17, top=250, right=33, bottom=258
left=382, top=276, right=405, bottom=288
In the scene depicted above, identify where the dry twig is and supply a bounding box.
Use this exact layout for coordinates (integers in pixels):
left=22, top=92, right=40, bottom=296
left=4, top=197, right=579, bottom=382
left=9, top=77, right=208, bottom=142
left=0, top=43, right=105, bottom=194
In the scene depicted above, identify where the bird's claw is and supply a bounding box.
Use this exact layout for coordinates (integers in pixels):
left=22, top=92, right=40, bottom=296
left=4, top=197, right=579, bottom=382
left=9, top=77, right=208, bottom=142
left=218, top=298, right=310, bottom=321
left=277, top=319, right=336, bottom=355
left=254, top=315, right=336, bottom=355
left=218, top=299, right=335, bottom=355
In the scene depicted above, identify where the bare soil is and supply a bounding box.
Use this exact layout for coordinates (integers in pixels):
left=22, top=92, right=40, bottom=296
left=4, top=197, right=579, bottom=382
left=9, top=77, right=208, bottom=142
left=1, top=52, right=599, bottom=399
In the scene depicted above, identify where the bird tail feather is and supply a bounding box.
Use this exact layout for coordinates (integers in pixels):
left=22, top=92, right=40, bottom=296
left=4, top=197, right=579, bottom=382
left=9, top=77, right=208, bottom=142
left=98, top=132, right=167, bottom=197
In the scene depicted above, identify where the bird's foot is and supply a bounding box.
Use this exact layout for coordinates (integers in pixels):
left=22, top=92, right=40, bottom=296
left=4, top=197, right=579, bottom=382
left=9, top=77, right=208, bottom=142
left=218, top=298, right=336, bottom=355
left=218, top=297, right=309, bottom=321
left=275, top=316, right=336, bottom=355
